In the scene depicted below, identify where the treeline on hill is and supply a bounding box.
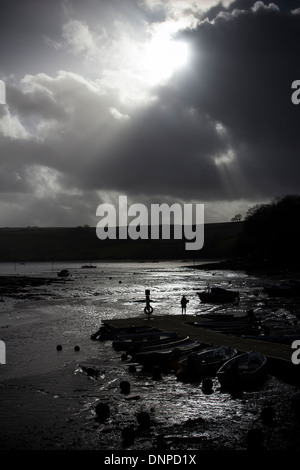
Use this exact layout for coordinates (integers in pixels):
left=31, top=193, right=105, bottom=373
left=234, top=194, right=300, bottom=264
left=0, top=222, right=243, bottom=262
left=0, top=195, right=298, bottom=263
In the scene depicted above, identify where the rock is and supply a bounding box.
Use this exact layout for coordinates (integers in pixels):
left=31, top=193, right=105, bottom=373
left=120, top=380, right=131, bottom=394
left=81, top=366, right=100, bottom=379
left=95, top=402, right=110, bottom=422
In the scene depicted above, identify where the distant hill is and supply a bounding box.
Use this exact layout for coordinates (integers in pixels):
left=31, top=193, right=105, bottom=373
left=0, top=222, right=244, bottom=262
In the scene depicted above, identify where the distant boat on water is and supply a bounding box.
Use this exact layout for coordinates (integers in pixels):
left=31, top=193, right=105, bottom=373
left=81, top=264, right=97, bottom=269
left=198, top=286, right=240, bottom=304
left=57, top=269, right=70, bottom=277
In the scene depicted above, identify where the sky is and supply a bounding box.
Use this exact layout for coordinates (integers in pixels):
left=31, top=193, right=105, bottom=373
left=0, top=0, right=300, bottom=227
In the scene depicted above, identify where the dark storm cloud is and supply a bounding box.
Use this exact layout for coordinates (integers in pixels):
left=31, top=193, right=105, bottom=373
left=70, top=1, right=300, bottom=202
left=146, top=1, right=300, bottom=200
left=90, top=99, right=230, bottom=199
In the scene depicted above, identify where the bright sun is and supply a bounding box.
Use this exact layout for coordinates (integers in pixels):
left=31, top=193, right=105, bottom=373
left=143, top=31, right=190, bottom=85
left=102, top=21, right=191, bottom=105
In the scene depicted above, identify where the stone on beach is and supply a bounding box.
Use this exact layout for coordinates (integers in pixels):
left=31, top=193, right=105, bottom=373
left=120, top=380, right=131, bottom=394
left=95, top=402, right=110, bottom=422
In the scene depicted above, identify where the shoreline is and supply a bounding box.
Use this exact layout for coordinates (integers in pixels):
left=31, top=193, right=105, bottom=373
left=190, top=258, right=300, bottom=279
left=1, top=261, right=300, bottom=451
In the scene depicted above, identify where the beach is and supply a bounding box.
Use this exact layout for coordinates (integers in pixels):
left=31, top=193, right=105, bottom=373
left=1, top=260, right=300, bottom=453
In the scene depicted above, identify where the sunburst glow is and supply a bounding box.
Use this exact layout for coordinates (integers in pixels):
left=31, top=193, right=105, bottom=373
left=144, top=36, right=190, bottom=85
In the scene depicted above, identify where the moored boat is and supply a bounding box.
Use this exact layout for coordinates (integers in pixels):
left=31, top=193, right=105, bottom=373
left=91, top=323, right=159, bottom=341
left=112, top=331, right=178, bottom=352
left=57, top=269, right=70, bottom=278
left=127, top=335, right=192, bottom=356
left=217, top=351, right=267, bottom=390
left=131, top=340, right=202, bottom=371
left=177, top=346, right=237, bottom=382
left=198, top=287, right=240, bottom=304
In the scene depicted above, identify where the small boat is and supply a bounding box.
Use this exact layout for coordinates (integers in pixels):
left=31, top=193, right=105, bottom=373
left=81, top=265, right=97, bottom=269
left=91, top=323, right=158, bottom=341
left=57, top=269, right=70, bottom=278
left=177, top=346, right=237, bottom=382
left=198, top=287, right=240, bottom=304
left=190, top=315, right=261, bottom=331
left=243, top=334, right=300, bottom=345
left=217, top=351, right=267, bottom=390
left=132, top=340, right=202, bottom=371
left=112, top=331, right=178, bottom=352
left=128, top=335, right=193, bottom=355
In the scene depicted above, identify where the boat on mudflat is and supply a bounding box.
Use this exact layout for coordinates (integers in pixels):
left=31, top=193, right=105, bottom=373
left=112, top=331, right=178, bottom=352
left=127, top=335, right=192, bottom=355
left=189, top=315, right=261, bottom=336
left=243, top=333, right=300, bottom=345
left=217, top=351, right=267, bottom=390
left=91, top=323, right=159, bottom=341
left=131, top=340, right=202, bottom=371
left=198, top=287, right=240, bottom=304
left=57, top=269, right=70, bottom=278
left=177, top=346, right=237, bottom=382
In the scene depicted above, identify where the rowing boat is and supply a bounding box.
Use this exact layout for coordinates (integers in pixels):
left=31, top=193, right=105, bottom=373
left=112, top=331, right=178, bottom=351
left=132, top=340, right=202, bottom=371
left=217, top=351, right=267, bottom=390
left=177, top=346, right=237, bottom=382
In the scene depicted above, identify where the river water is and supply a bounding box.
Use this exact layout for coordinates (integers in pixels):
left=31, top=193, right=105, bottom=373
left=0, top=260, right=299, bottom=451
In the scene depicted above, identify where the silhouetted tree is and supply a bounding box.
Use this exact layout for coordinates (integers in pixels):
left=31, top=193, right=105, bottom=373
left=231, top=214, right=242, bottom=222
left=235, top=195, right=300, bottom=263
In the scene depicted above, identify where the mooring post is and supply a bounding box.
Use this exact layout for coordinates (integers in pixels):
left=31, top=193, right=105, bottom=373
left=144, top=289, right=153, bottom=319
